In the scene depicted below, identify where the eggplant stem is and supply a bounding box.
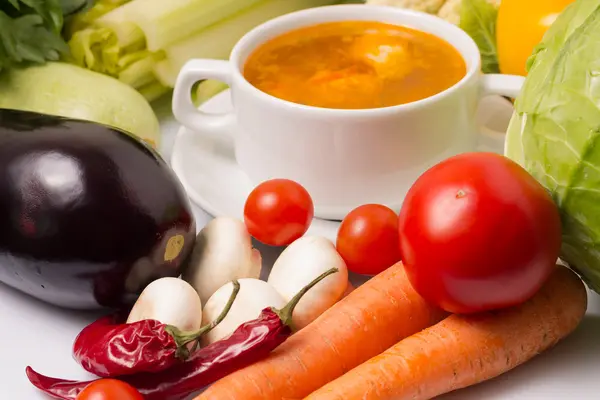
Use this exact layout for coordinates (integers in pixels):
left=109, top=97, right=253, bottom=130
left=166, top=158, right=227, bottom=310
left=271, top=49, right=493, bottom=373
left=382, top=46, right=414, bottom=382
left=165, top=280, right=240, bottom=359
left=273, top=268, right=339, bottom=330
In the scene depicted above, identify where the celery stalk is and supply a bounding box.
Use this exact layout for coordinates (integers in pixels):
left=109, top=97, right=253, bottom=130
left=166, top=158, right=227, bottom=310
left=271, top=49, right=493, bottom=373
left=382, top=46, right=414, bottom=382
left=119, top=54, right=163, bottom=88
left=117, top=50, right=161, bottom=70
left=65, top=0, right=131, bottom=38
left=68, top=2, right=147, bottom=76
left=195, top=80, right=230, bottom=105
left=164, top=0, right=340, bottom=77
left=138, top=81, right=171, bottom=103
left=153, top=59, right=178, bottom=87
left=95, top=2, right=146, bottom=50
left=69, top=27, right=121, bottom=75
left=69, top=27, right=154, bottom=77
left=101, top=22, right=145, bottom=52
left=123, top=0, right=265, bottom=52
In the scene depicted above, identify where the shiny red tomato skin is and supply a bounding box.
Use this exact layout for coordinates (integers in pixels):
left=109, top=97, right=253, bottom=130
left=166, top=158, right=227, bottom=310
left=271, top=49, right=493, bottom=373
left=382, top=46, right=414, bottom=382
left=398, top=152, right=561, bottom=314
left=76, top=379, right=143, bottom=400
left=244, top=179, right=314, bottom=246
left=336, top=204, right=401, bottom=275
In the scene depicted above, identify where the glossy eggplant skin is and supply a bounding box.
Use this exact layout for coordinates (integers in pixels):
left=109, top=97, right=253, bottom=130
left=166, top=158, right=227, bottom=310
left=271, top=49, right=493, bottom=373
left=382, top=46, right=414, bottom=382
left=0, top=109, right=196, bottom=309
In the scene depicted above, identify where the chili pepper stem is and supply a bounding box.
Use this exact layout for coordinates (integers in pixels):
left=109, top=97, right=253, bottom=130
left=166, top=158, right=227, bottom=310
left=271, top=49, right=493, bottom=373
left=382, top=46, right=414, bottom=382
left=273, top=268, right=339, bottom=328
left=165, top=280, right=241, bottom=359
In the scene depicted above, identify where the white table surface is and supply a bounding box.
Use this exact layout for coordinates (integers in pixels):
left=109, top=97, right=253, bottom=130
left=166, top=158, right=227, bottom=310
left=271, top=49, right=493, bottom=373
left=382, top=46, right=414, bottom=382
left=1, top=96, right=600, bottom=399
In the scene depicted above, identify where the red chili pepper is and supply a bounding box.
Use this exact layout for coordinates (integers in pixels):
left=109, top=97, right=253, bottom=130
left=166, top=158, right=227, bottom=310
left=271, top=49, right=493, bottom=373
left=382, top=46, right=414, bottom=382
left=73, top=281, right=240, bottom=377
left=26, top=268, right=338, bottom=400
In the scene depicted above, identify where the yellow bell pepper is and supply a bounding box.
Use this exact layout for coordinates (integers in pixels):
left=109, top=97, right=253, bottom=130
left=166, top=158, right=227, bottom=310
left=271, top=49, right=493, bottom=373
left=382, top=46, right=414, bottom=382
left=497, top=0, right=576, bottom=76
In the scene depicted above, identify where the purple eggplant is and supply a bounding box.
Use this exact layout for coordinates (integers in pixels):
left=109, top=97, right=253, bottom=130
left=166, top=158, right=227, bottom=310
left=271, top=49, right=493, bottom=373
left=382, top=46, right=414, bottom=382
left=0, top=109, right=196, bottom=309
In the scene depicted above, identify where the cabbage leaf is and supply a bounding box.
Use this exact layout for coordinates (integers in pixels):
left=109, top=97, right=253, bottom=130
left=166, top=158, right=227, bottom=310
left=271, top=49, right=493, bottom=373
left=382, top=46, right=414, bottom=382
left=505, top=0, right=600, bottom=292
left=459, top=0, right=499, bottom=73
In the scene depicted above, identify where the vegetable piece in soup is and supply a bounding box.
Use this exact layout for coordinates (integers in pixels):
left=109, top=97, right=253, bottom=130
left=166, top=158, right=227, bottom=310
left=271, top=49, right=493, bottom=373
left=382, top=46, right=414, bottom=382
left=243, top=21, right=467, bottom=109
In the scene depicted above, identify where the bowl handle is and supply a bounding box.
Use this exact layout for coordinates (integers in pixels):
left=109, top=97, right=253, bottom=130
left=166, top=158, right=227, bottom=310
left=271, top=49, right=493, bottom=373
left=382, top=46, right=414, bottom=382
left=477, top=74, right=526, bottom=154
left=172, top=59, right=236, bottom=141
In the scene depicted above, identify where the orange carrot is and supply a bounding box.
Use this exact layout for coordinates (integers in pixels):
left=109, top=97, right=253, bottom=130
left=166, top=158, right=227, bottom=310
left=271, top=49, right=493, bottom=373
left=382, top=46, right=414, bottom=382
left=305, top=265, right=587, bottom=400
left=195, top=263, right=447, bottom=400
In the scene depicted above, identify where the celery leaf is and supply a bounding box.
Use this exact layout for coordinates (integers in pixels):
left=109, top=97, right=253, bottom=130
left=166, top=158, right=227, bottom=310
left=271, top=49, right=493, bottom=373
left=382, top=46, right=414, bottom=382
left=0, top=0, right=69, bottom=72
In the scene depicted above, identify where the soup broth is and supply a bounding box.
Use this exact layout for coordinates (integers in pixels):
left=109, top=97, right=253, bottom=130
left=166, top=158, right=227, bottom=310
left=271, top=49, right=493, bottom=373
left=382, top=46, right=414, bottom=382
left=243, top=21, right=467, bottom=110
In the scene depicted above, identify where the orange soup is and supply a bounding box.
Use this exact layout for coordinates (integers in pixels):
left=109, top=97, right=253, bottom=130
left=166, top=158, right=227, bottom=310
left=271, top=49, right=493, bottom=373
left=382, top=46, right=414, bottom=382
left=243, top=21, right=467, bottom=110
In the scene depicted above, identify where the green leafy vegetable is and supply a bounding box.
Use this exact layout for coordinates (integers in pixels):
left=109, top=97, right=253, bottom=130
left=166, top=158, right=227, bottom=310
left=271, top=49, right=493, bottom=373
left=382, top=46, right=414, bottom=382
left=505, top=0, right=600, bottom=292
left=0, top=0, right=69, bottom=71
left=60, top=0, right=95, bottom=17
left=459, top=0, right=500, bottom=74
left=7, top=0, right=63, bottom=31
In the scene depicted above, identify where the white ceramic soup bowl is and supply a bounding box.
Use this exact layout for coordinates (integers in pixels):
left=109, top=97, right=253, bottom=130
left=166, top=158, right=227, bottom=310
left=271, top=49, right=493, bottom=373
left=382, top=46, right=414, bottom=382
left=172, top=4, right=525, bottom=221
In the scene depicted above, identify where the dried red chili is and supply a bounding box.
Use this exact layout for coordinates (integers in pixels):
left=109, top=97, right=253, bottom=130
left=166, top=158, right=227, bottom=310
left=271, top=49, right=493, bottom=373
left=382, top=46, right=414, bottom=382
left=26, top=268, right=338, bottom=400
left=73, top=281, right=240, bottom=377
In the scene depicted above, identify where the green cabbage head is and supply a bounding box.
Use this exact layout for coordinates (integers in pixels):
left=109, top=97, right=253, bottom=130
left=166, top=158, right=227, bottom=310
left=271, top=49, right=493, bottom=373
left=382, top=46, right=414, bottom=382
left=505, top=0, right=600, bottom=292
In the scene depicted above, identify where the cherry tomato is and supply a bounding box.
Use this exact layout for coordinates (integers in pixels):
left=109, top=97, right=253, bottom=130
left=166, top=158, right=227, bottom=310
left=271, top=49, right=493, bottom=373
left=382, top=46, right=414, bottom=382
left=398, top=152, right=561, bottom=314
left=497, top=0, right=575, bottom=76
left=76, top=379, right=143, bottom=400
left=244, top=179, right=314, bottom=246
left=336, top=204, right=401, bottom=276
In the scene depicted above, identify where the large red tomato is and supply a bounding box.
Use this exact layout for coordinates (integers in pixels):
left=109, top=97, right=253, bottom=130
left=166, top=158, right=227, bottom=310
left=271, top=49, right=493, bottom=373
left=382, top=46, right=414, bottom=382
left=244, top=179, right=314, bottom=246
left=76, top=379, right=143, bottom=400
left=398, top=152, right=561, bottom=314
left=336, top=204, right=401, bottom=275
